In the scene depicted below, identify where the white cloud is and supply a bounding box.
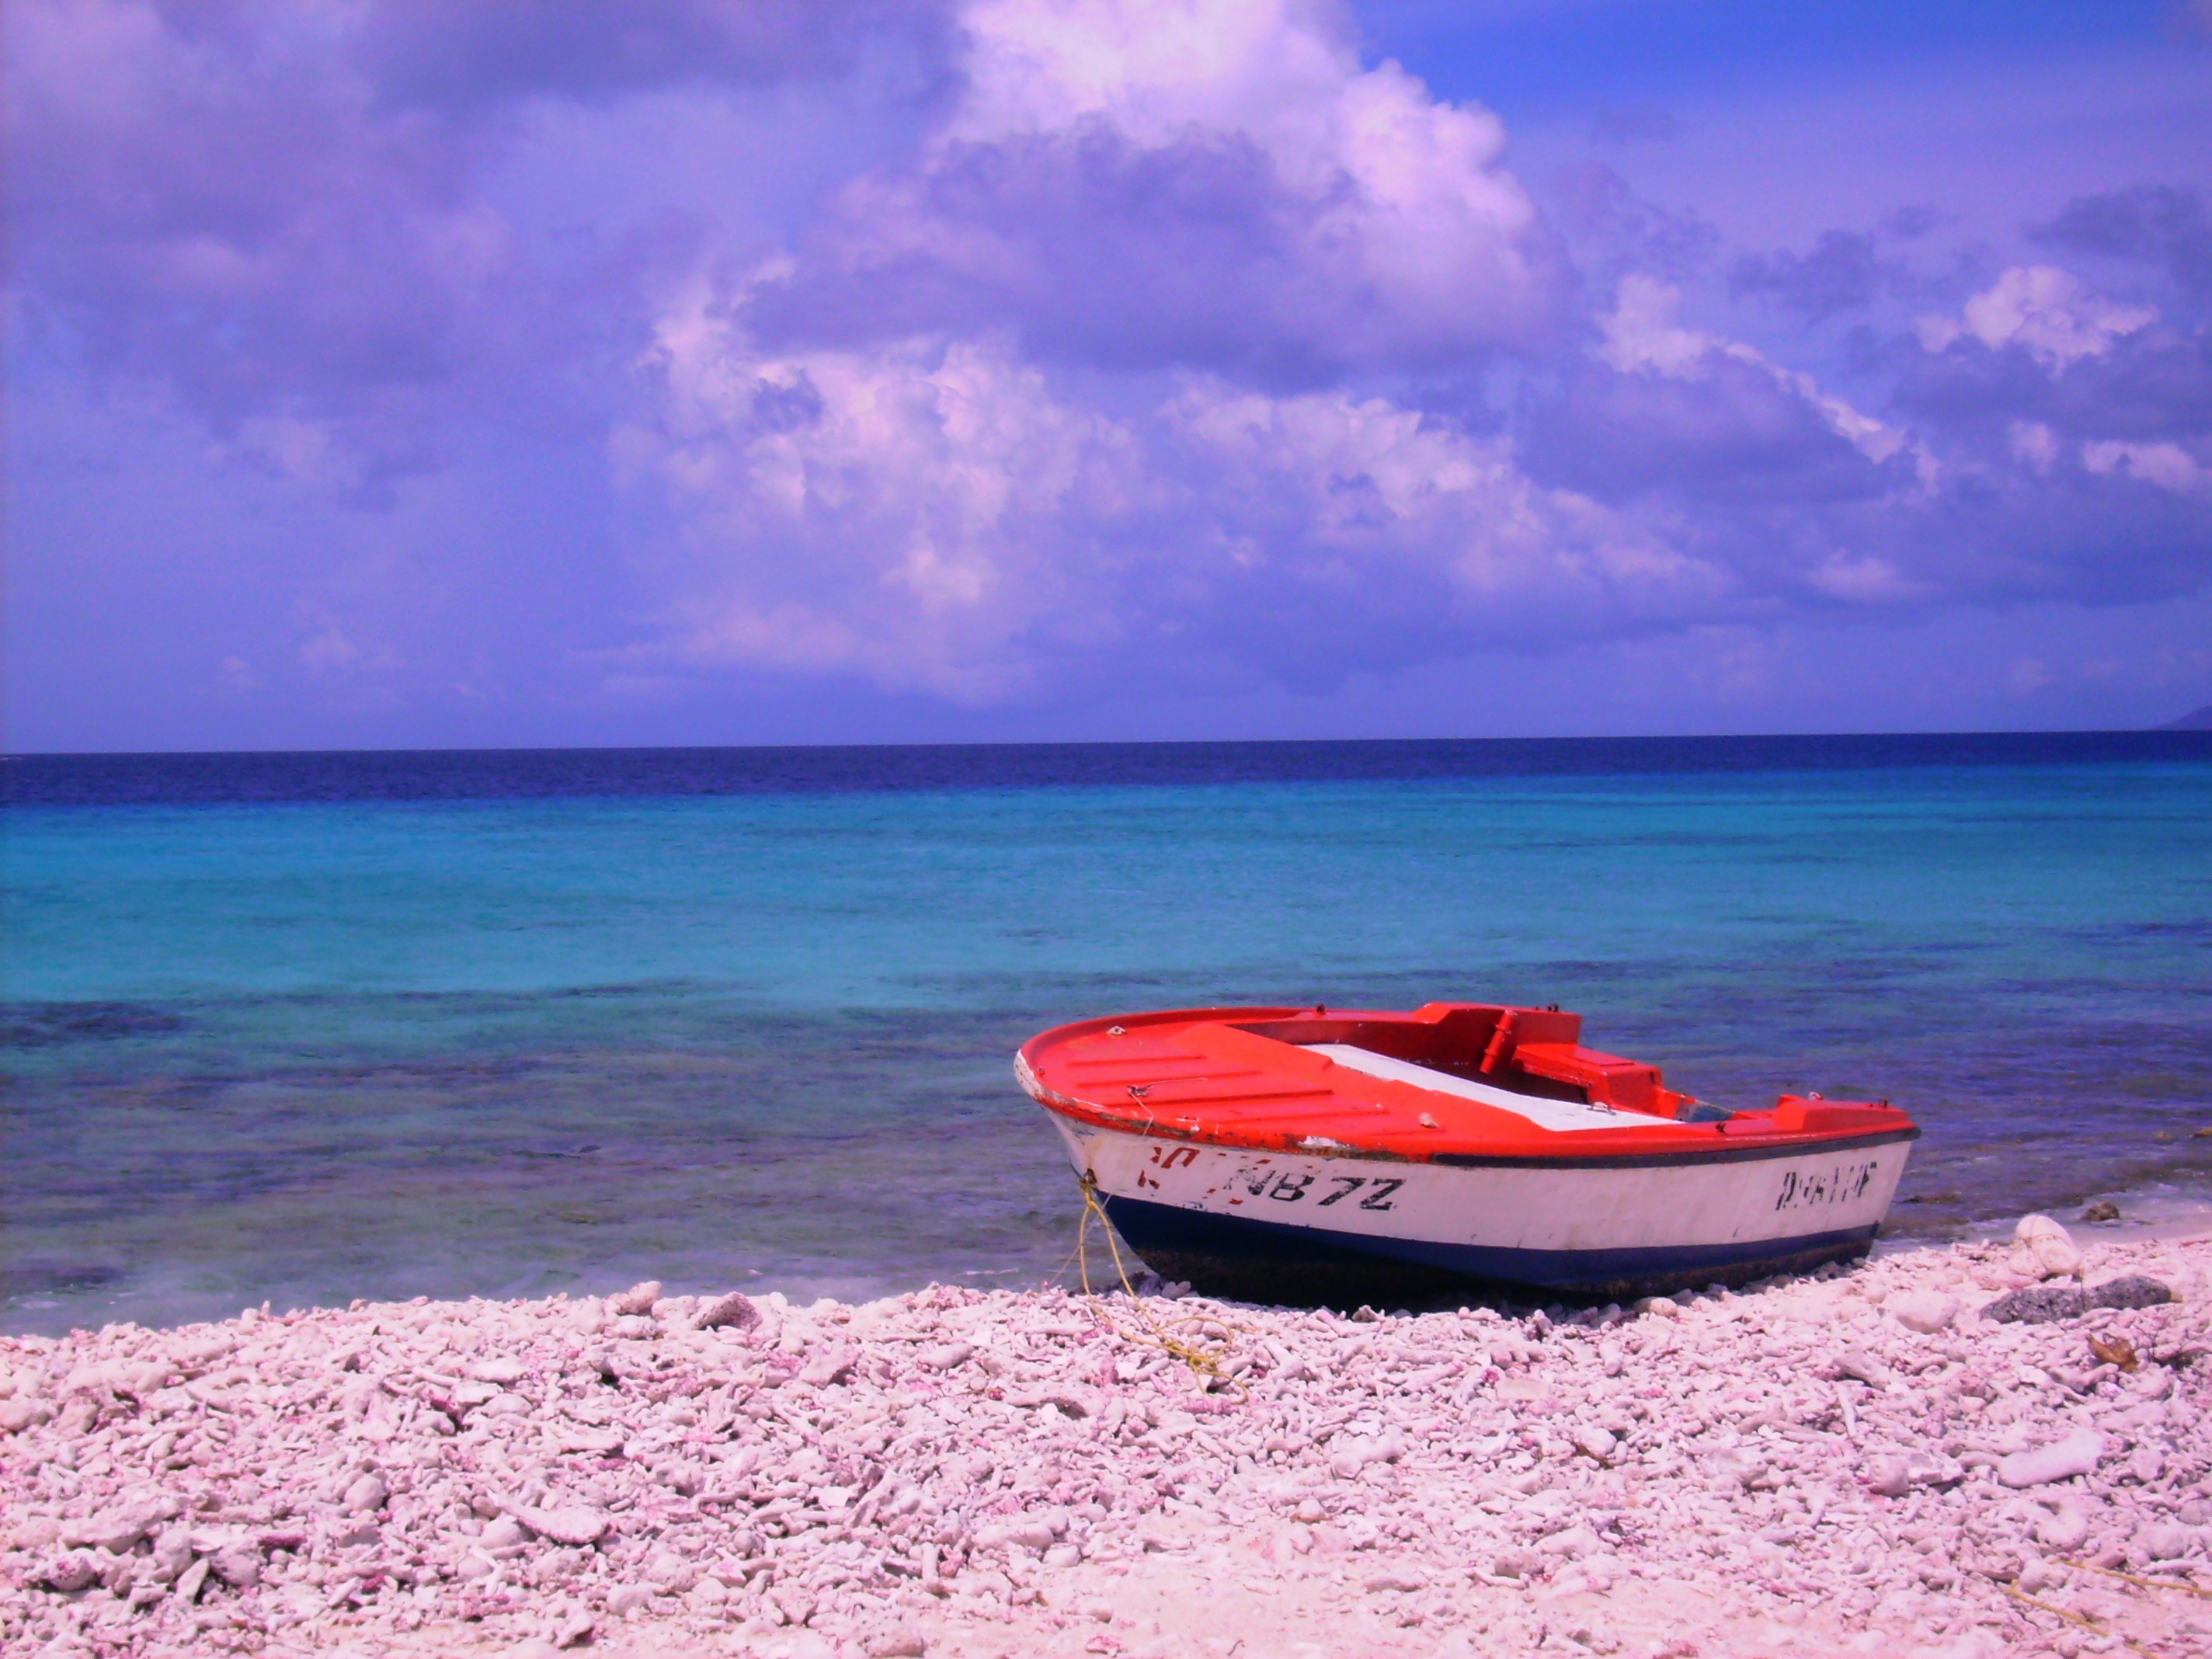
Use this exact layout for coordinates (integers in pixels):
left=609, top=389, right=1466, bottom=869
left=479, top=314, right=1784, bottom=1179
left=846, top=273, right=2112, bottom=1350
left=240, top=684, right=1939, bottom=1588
left=1807, top=555, right=1922, bottom=603
left=1915, top=266, right=2156, bottom=367
left=296, top=615, right=402, bottom=678
left=623, top=283, right=1740, bottom=697
left=952, top=0, right=1528, bottom=234
left=2083, top=440, right=2209, bottom=496
left=1598, top=276, right=1908, bottom=465
left=628, top=294, right=1140, bottom=701
left=1598, top=273, right=1720, bottom=376
left=799, top=0, right=1553, bottom=369
left=955, top=0, right=1365, bottom=148
left=1155, top=377, right=1708, bottom=608
left=619, top=9, right=2212, bottom=708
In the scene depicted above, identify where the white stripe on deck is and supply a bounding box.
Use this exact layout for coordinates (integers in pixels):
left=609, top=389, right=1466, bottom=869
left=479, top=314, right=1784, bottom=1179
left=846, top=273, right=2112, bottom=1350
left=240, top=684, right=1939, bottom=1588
left=1308, top=1044, right=1637, bottom=1135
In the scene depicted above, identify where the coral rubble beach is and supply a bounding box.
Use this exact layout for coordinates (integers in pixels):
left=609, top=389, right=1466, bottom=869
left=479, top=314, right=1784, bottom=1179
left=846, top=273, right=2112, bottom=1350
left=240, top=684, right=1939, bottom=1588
left=5, top=1222, right=2212, bottom=1659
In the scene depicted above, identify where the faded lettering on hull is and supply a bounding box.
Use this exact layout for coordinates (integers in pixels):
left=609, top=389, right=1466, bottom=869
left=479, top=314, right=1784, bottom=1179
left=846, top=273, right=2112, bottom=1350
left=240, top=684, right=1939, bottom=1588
left=1058, top=1120, right=1908, bottom=1257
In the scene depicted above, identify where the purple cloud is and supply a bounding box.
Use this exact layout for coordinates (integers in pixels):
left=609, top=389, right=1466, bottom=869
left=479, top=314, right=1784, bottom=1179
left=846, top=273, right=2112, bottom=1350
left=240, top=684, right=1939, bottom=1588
left=739, top=4, right=1562, bottom=379
left=1519, top=355, right=1901, bottom=509
left=9, top=2, right=506, bottom=499
left=1544, top=162, right=1719, bottom=288
left=1730, top=230, right=1885, bottom=322
left=6, top=0, right=944, bottom=503
left=1898, top=266, right=2209, bottom=445
left=2033, top=184, right=2212, bottom=305
left=5, top=0, right=2210, bottom=743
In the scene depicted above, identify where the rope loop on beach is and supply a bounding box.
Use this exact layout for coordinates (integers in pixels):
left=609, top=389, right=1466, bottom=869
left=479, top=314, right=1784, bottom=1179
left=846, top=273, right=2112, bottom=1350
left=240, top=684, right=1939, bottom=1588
left=2002, top=1581, right=2162, bottom=1658
left=2056, top=1556, right=2212, bottom=1602
left=1072, top=1170, right=1249, bottom=1403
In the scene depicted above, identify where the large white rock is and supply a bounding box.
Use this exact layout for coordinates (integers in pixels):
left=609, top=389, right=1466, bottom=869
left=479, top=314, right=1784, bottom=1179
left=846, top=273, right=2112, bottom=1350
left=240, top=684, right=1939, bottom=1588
left=2036, top=1504, right=2091, bottom=1551
left=145, top=1528, right=193, bottom=1584
left=1998, top=1429, right=2105, bottom=1488
left=2134, top=1520, right=2193, bottom=1563
left=518, top=1504, right=611, bottom=1546
left=1887, top=1290, right=1960, bottom=1334
left=344, top=1473, right=388, bottom=1513
left=798, top=1348, right=858, bottom=1387
left=1539, top=1525, right=1606, bottom=1560
left=2009, top=1214, right=2085, bottom=1282
left=40, top=1553, right=101, bottom=1594
left=1833, top=1348, right=1895, bottom=1389
left=1571, top=1425, right=1619, bottom=1461
left=208, top=1541, right=263, bottom=1588
left=1865, top=1449, right=1961, bottom=1497
left=694, top=1292, right=760, bottom=1333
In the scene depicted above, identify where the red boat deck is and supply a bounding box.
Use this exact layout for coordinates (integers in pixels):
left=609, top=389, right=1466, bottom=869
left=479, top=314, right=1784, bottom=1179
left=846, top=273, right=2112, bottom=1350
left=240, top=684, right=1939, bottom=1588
left=1020, top=1002, right=1915, bottom=1162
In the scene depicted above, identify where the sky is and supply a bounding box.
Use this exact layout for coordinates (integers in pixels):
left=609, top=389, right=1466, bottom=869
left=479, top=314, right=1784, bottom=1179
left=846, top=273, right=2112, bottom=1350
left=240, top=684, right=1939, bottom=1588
left=6, top=0, right=2212, bottom=752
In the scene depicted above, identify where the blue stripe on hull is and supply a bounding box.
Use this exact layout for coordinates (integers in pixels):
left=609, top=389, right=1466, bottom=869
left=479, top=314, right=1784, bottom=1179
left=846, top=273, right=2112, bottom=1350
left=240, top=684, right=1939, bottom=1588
left=1100, top=1193, right=1878, bottom=1304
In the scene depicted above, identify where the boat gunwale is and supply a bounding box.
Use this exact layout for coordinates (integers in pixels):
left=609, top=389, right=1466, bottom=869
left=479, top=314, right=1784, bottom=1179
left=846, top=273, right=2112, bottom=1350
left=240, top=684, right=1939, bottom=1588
left=1028, top=1084, right=1919, bottom=1167
left=1016, top=1006, right=1919, bottom=1167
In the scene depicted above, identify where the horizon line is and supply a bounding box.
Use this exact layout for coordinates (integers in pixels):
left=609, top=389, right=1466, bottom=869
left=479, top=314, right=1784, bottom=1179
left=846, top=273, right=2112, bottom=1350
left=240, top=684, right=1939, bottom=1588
left=7, top=722, right=2211, bottom=763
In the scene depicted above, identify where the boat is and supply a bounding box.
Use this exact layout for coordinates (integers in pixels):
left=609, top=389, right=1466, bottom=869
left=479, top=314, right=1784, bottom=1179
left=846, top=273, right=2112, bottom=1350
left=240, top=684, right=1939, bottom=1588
left=1017, top=1001, right=1918, bottom=1305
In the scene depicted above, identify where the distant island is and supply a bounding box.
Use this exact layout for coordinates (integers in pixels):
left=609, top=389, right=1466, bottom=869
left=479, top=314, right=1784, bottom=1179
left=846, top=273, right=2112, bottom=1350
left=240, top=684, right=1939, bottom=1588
left=2167, top=704, right=2212, bottom=730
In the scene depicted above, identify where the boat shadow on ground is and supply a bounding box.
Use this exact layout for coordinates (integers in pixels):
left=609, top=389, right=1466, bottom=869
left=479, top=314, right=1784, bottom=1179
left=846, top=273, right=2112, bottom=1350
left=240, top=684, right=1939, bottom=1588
left=1094, top=1235, right=1875, bottom=1318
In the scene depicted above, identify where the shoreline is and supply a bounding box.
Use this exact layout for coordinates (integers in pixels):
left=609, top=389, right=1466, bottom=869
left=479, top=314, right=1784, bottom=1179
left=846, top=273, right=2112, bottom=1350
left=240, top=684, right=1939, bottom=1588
left=5, top=1220, right=2210, bottom=1659
left=1880, top=1190, right=2212, bottom=1257
left=14, top=1174, right=2212, bottom=1345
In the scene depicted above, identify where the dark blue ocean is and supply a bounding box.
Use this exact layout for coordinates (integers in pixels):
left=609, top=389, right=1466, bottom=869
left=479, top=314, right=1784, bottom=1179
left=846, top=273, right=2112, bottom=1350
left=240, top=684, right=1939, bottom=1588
left=5, top=734, right=2210, bottom=1334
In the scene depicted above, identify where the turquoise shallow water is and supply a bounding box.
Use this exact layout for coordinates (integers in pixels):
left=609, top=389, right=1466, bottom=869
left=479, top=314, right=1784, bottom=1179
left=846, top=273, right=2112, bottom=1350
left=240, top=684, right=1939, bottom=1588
left=5, top=737, right=2210, bottom=1332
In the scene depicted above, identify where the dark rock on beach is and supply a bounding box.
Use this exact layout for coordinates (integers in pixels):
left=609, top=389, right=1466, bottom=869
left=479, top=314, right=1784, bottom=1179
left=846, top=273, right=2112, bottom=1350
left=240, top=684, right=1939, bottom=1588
left=1984, top=1273, right=2175, bottom=1324
left=1982, top=1283, right=2089, bottom=1324
left=2091, top=1274, right=2179, bottom=1311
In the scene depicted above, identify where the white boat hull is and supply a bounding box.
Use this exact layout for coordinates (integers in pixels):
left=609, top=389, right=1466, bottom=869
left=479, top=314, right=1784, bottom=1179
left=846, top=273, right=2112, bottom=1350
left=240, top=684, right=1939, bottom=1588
left=1046, top=1113, right=1913, bottom=1303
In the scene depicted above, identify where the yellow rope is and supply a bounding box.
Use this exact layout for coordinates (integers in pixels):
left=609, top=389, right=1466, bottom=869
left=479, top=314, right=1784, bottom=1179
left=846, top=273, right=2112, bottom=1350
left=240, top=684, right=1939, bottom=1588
left=2057, top=1559, right=2212, bottom=1602
left=1073, top=1170, right=1248, bottom=1403
left=2002, top=1581, right=2164, bottom=1658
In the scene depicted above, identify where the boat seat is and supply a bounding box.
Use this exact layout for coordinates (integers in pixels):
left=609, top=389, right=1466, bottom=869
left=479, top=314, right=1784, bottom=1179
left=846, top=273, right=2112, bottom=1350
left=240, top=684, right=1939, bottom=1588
left=1511, top=1042, right=1666, bottom=1115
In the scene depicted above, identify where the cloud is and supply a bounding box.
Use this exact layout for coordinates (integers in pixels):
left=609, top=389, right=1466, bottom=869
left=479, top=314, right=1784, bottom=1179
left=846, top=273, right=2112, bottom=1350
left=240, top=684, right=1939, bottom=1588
left=1543, top=163, right=1719, bottom=287
left=2033, top=183, right=2212, bottom=306
left=1897, top=270, right=2211, bottom=445
left=622, top=317, right=1129, bottom=701
left=621, top=297, right=1726, bottom=699
left=8, top=0, right=510, bottom=499
left=589, top=9, right=2212, bottom=698
left=628, top=228, right=2212, bottom=707
left=741, top=0, right=1561, bottom=377
left=5, top=0, right=946, bottom=502
left=1520, top=353, right=1907, bottom=512
left=1527, top=277, right=1909, bottom=508
left=2083, top=439, right=2210, bottom=495
left=1914, top=266, right=2156, bottom=367
left=9, top=0, right=2212, bottom=732
left=1730, top=229, right=1883, bottom=322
